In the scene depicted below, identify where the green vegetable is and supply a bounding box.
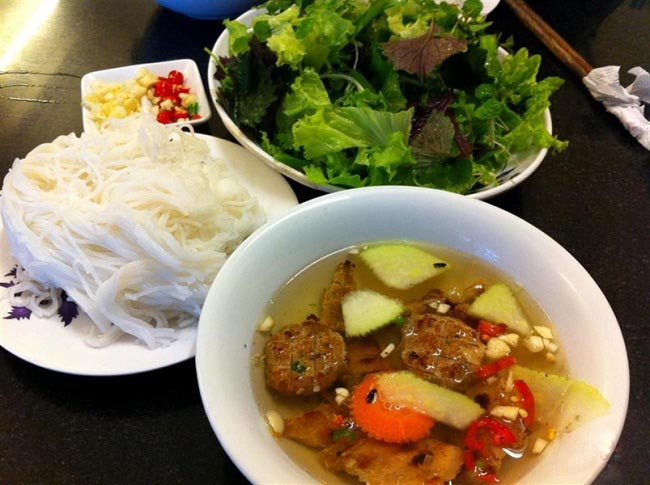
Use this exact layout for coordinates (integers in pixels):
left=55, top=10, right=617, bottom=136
left=341, top=289, right=405, bottom=337
left=331, top=428, right=357, bottom=442
left=392, top=315, right=406, bottom=327
left=290, top=360, right=308, bottom=373
left=468, top=283, right=532, bottom=334
left=224, top=19, right=252, bottom=56
left=188, top=102, right=199, bottom=117
left=215, top=0, right=567, bottom=193
left=216, top=49, right=278, bottom=128
left=359, top=243, right=449, bottom=289
left=375, top=371, right=484, bottom=429
left=512, top=365, right=611, bottom=433
left=293, top=106, right=413, bottom=159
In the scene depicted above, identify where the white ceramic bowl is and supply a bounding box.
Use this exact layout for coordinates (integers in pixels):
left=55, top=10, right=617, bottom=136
left=81, top=59, right=210, bottom=133
left=207, top=7, right=550, bottom=200
left=196, top=186, right=628, bottom=484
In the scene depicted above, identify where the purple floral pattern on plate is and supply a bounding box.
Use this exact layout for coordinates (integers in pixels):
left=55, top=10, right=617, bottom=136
left=1, top=265, right=79, bottom=326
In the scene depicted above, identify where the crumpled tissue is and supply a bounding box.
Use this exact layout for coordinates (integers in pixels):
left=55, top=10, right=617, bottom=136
left=583, top=66, right=650, bottom=150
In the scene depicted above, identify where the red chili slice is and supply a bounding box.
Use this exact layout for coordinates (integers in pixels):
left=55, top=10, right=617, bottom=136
left=464, top=417, right=517, bottom=483
left=465, top=416, right=517, bottom=450
left=477, top=320, right=508, bottom=341
left=167, top=69, right=184, bottom=85
left=172, top=84, right=190, bottom=95
left=173, top=108, right=189, bottom=121
left=158, top=79, right=175, bottom=96
left=156, top=110, right=174, bottom=124
left=476, top=356, right=516, bottom=378
left=513, top=379, right=535, bottom=426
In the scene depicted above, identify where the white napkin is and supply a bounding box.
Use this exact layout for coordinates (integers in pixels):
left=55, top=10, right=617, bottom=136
left=583, top=66, right=650, bottom=150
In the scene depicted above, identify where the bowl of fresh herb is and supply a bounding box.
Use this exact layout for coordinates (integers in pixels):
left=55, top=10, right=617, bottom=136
left=207, top=0, right=567, bottom=198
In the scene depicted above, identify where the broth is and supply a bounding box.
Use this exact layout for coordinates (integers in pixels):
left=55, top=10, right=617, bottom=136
left=252, top=240, right=567, bottom=484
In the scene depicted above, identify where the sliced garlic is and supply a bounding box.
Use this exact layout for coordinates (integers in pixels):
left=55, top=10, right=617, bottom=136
left=437, top=303, right=451, bottom=314
left=534, top=325, right=554, bottom=339
left=265, top=410, right=285, bottom=436
left=486, top=337, right=511, bottom=360
left=257, top=315, right=275, bottom=333
left=523, top=335, right=544, bottom=353
left=532, top=437, right=549, bottom=454
left=499, top=333, right=520, bottom=347
left=380, top=343, right=396, bottom=358
left=490, top=405, right=521, bottom=421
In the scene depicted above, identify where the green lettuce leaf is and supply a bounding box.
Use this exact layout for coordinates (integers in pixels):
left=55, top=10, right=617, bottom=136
left=293, top=106, right=413, bottom=159
left=354, top=131, right=416, bottom=184
left=281, top=68, right=331, bottom=119
left=224, top=19, right=252, bottom=56
left=253, top=5, right=305, bottom=68
left=295, top=4, right=355, bottom=69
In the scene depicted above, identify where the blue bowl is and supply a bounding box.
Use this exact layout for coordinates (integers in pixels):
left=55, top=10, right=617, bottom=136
left=156, top=0, right=261, bottom=20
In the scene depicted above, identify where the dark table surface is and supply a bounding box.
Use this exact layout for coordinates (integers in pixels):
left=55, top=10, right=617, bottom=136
left=0, top=1, right=647, bottom=483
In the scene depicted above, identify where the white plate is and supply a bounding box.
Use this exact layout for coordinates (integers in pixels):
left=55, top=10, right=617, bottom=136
left=207, top=2, right=551, bottom=200
left=81, top=59, right=211, bottom=134
left=0, top=134, right=298, bottom=376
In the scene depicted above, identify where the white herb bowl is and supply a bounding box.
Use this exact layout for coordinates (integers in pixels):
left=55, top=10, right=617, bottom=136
left=196, top=186, right=628, bottom=484
left=207, top=7, right=551, bottom=200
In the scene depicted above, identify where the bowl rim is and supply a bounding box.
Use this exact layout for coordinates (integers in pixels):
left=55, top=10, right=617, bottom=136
left=196, top=186, right=629, bottom=484
left=206, top=7, right=551, bottom=200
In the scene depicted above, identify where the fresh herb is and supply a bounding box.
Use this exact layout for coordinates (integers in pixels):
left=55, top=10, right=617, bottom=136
left=214, top=0, right=567, bottom=194
left=392, top=315, right=406, bottom=327
left=331, top=428, right=357, bottom=442
left=188, top=102, right=199, bottom=117
left=290, top=360, right=308, bottom=373
left=381, top=24, right=469, bottom=78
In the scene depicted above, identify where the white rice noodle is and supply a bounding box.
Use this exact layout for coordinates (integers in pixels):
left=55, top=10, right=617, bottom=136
left=0, top=114, right=265, bottom=348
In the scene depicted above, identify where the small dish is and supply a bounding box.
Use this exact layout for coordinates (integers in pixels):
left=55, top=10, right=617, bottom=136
left=0, top=134, right=297, bottom=376
left=207, top=7, right=550, bottom=200
left=81, top=59, right=211, bottom=133
left=196, top=186, right=628, bottom=484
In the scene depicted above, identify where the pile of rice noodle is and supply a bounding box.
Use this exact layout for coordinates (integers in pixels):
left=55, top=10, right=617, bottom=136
left=0, top=114, right=265, bottom=348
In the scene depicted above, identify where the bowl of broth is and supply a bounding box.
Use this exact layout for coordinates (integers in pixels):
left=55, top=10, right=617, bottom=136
left=196, top=186, right=628, bottom=484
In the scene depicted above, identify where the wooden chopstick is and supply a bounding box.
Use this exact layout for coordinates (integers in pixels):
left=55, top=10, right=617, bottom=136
left=503, top=0, right=593, bottom=78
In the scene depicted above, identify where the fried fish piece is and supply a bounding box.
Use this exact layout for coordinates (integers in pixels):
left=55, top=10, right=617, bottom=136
left=401, top=313, right=485, bottom=390
left=321, top=260, right=356, bottom=332
left=284, top=403, right=343, bottom=449
left=320, top=436, right=463, bottom=484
